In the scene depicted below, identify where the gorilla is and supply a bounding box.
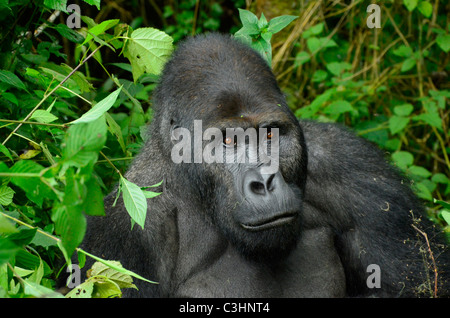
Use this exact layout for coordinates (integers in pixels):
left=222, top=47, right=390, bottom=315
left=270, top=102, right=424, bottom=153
left=81, top=33, right=449, bottom=297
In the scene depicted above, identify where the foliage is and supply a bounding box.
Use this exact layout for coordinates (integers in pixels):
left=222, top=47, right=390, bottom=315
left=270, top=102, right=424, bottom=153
left=270, top=0, right=449, bottom=231
left=0, top=0, right=166, bottom=297
left=0, top=0, right=448, bottom=298
left=234, top=9, right=298, bottom=65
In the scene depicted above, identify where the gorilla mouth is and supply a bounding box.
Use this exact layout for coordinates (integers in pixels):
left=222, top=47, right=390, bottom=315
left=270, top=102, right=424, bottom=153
left=240, top=212, right=297, bottom=232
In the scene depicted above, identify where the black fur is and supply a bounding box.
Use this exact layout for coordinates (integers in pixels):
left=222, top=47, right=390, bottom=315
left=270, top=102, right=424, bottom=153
left=80, top=33, right=449, bottom=297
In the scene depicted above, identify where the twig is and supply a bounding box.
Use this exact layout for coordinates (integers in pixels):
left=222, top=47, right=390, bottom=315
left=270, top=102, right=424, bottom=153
left=411, top=223, right=438, bottom=298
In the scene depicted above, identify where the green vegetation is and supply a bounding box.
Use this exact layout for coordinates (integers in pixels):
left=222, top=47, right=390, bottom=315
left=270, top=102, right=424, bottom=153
left=0, top=0, right=448, bottom=298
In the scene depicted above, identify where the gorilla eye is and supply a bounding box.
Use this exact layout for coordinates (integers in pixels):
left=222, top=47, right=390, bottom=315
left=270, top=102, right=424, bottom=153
left=224, top=136, right=236, bottom=147
left=267, top=131, right=273, bottom=139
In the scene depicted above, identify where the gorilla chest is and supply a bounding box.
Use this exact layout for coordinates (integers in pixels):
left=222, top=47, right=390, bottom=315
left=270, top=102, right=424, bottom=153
left=175, top=227, right=346, bottom=297
left=275, top=227, right=347, bottom=297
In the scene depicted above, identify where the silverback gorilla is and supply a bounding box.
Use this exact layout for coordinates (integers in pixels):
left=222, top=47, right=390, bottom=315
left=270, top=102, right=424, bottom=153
left=81, top=33, right=449, bottom=297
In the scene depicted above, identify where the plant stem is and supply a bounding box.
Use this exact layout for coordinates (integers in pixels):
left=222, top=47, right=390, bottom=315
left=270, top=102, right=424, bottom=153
left=0, top=211, right=61, bottom=243
left=0, top=119, right=67, bottom=128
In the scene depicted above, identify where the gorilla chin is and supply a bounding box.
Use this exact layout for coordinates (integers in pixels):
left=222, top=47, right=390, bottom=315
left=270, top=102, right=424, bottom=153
left=229, top=207, right=303, bottom=263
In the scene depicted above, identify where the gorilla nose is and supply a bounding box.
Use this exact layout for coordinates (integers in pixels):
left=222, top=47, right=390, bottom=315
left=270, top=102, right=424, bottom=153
left=244, top=170, right=279, bottom=197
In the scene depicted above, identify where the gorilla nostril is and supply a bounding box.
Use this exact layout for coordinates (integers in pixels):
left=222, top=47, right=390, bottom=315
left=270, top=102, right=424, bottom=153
left=250, top=181, right=266, bottom=195
left=266, top=174, right=276, bottom=191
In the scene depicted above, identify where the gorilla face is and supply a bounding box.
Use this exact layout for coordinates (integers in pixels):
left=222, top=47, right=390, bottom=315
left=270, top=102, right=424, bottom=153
left=167, top=81, right=306, bottom=262
left=155, top=34, right=308, bottom=262
left=209, top=108, right=306, bottom=261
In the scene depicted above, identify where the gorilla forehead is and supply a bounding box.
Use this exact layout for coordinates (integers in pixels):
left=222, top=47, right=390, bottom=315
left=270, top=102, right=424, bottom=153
left=154, top=33, right=285, bottom=122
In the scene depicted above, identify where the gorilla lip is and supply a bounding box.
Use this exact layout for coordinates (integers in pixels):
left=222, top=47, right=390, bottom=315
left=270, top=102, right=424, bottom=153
left=240, top=212, right=297, bottom=231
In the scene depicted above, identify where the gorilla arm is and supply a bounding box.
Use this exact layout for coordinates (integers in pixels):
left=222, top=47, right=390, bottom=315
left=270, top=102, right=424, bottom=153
left=299, top=120, right=442, bottom=297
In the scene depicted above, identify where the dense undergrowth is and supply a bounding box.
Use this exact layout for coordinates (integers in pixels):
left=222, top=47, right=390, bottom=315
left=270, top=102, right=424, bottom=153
left=0, top=0, right=448, bottom=298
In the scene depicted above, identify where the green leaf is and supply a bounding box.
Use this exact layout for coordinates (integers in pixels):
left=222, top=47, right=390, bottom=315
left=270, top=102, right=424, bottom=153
left=311, top=70, right=328, bottom=82
left=0, top=214, right=18, bottom=234
left=403, top=0, right=418, bottom=11
left=392, top=151, right=414, bottom=170
left=71, top=86, right=122, bottom=124
left=412, top=112, right=443, bottom=130
left=0, top=144, right=13, bottom=162
left=52, top=169, right=86, bottom=258
left=10, top=160, right=56, bottom=207
left=326, top=62, right=352, bottom=76
left=295, top=88, right=335, bottom=118
left=267, top=15, right=298, bottom=34
left=63, top=115, right=107, bottom=167
left=257, top=12, right=268, bottom=30
left=0, top=186, right=14, bottom=206
left=55, top=24, right=85, bottom=44
left=393, top=104, right=414, bottom=116
left=415, top=182, right=432, bottom=201
left=238, top=9, right=259, bottom=28
left=318, top=37, right=338, bottom=49
left=393, top=45, right=413, bottom=57
left=90, top=261, right=137, bottom=289
left=0, top=238, right=20, bottom=266
left=432, top=173, right=449, bottom=184
left=251, top=38, right=272, bottom=66
left=82, top=0, right=101, bottom=10
left=65, top=280, right=94, bottom=298
left=401, top=57, right=416, bottom=72
left=389, top=115, right=410, bottom=135
left=78, top=249, right=157, bottom=284
left=417, top=1, right=432, bottom=17
left=120, top=176, right=147, bottom=229
left=7, top=228, right=37, bottom=246
left=23, top=281, right=64, bottom=298
left=90, top=277, right=122, bottom=298
left=302, top=23, right=324, bottom=39
left=105, top=112, right=126, bottom=154
left=0, top=70, right=27, bottom=91
left=306, top=37, right=321, bottom=53
left=234, top=25, right=259, bottom=39
left=441, top=210, right=450, bottom=225
left=2, top=92, right=18, bottom=106
left=436, top=34, right=450, bottom=53
left=82, top=178, right=105, bottom=216
left=30, top=110, right=58, bottom=124
left=142, top=190, right=162, bottom=199
left=409, top=165, right=432, bottom=178
left=123, top=27, right=173, bottom=81
left=435, top=199, right=450, bottom=210
left=30, top=230, right=58, bottom=248
left=44, top=0, right=67, bottom=11
left=81, top=19, right=120, bottom=45
left=15, top=249, right=52, bottom=276
left=323, top=100, right=353, bottom=115
left=294, top=51, right=310, bottom=67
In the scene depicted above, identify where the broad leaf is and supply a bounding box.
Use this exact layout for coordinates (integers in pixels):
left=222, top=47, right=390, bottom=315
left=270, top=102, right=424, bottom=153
left=403, top=0, right=418, bottom=11
left=267, top=15, right=297, bottom=34
left=10, top=160, right=56, bottom=207
left=389, top=115, right=410, bottom=135
left=81, top=19, right=120, bottom=45
left=392, top=151, right=414, bottom=170
left=0, top=70, right=27, bottom=91
left=63, top=115, right=107, bottom=167
left=30, top=110, right=58, bottom=124
left=120, top=176, right=147, bottom=229
left=323, top=100, right=353, bottom=115
left=123, top=28, right=173, bottom=81
left=71, top=86, right=122, bottom=124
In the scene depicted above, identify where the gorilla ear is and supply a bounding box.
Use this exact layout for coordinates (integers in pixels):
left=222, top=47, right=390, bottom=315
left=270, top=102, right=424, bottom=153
left=170, top=124, right=181, bottom=144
